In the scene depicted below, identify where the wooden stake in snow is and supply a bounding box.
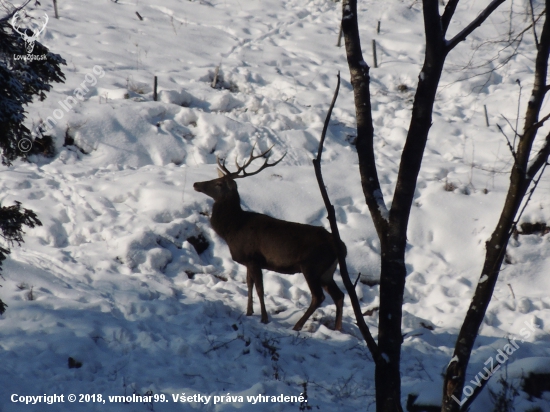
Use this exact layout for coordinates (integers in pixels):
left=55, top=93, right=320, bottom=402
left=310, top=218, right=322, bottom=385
left=372, top=40, right=378, bottom=68
left=377, top=20, right=381, bottom=34
left=53, top=0, right=59, bottom=19
left=211, top=65, right=220, bottom=88
left=135, top=11, right=143, bottom=21
left=484, top=104, right=490, bottom=127
left=153, top=76, right=158, bottom=101
left=337, top=24, right=343, bottom=47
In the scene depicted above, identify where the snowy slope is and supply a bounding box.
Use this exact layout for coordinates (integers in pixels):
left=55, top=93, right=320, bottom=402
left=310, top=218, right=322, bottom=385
left=1, top=0, right=550, bottom=411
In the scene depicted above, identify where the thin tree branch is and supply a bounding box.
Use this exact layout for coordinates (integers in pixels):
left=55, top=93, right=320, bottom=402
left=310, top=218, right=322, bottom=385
left=517, top=1, right=550, bottom=163
left=446, top=0, right=507, bottom=52
left=0, top=0, right=31, bottom=22
left=441, top=0, right=460, bottom=35
left=527, top=131, right=550, bottom=176
left=528, top=111, right=550, bottom=131
left=528, top=0, right=540, bottom=47
left=316, top=72, right=341, bottom=162
left=514, top=80, right=522, bottom=149
left=500, top=114, right=519, bottom=139
left=496, top=124, right=518, bottom=162
left=312, top=73, right=383, bottom=366
left=514, top=160, right=548, bottom=231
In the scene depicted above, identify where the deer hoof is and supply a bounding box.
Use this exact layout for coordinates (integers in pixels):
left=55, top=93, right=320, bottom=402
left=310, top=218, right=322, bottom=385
left=292, top=324, right=303, bottom=331
left=261, top=316, right=269, bottom=324
left=246, top=310, right=253, bottom=316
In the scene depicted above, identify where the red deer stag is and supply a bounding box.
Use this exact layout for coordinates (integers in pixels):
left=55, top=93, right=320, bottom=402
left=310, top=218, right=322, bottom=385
left=193, top=146, right=346, bottom=331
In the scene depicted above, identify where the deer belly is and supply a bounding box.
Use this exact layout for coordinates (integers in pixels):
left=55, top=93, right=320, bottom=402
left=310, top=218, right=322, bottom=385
left=263, top=262, right=300, bottom=274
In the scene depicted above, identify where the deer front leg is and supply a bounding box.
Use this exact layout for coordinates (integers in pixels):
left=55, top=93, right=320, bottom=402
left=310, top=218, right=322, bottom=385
left=246, top=269, right=254, bottom=316
left=247, top=263, right=268, bottom=324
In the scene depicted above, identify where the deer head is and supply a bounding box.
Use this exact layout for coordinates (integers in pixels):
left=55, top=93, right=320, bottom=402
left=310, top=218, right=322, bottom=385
left=193, top=144, right=286, bottom=201
left=11, top=11, right=49, bottom=54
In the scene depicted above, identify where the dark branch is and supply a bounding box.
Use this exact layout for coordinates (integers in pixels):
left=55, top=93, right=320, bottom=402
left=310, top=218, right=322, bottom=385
left=496, top=124, right=518, bottom=162
left=529, top=111, right=550, bottom=131
left=316, top=72, right=341, bottom=163
left=516, top=161, right=548, bottom=230
left=441, top=0, right=460, bottom=35
left=527, top=132, right=550, bottom=177
left=446, top=0, right=507, bottom=52
left=528, top=0, right=540, bottom=47
left=312, top=73, right=383, bottom=366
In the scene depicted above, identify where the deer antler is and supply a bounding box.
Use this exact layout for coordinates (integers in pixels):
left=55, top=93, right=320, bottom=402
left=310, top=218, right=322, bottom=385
left=33, top=13, right=48, bottom=38
left=216, top=143, right=286, bottom=179
left=10, top=11, right=26, bottom=38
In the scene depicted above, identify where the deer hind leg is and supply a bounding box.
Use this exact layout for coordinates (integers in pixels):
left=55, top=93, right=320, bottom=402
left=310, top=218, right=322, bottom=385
left=323, top=279, right=344, bottom=331
left=247, top=263, right=268, bottom=324
left=293, top=270, right=325, bottom=331
left=320, top=260, right=343, bottom=331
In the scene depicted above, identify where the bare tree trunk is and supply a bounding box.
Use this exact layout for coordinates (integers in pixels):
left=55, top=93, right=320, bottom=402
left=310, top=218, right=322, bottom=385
left=340, top=1, right=505, bottom=411
left=442, top=2, right=550, bottom=410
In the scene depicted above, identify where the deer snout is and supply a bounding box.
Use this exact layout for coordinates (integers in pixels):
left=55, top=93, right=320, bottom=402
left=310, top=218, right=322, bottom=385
left=193, top=182, right=202, bottom=192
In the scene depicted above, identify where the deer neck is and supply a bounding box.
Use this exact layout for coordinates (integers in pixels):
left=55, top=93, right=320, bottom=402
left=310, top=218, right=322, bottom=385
left=210, top=192, right=245, bottom=239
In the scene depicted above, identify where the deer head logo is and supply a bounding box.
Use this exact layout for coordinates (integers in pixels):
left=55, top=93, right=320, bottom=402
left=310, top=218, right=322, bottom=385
left=10, top=11, right=49, bottom=54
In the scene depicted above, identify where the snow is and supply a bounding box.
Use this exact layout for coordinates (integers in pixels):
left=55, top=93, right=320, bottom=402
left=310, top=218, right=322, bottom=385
left=1, top=0, right=550, bottom=411
left=449, top=355, right=459, bottom=366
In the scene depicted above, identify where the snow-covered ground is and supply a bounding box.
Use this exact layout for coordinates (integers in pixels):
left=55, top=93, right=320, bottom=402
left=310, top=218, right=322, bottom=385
left=1, top=0, right=550, bottom=410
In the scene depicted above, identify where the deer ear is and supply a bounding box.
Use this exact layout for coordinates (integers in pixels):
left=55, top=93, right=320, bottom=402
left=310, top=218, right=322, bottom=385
left=217, top=168, right=225, bottom=178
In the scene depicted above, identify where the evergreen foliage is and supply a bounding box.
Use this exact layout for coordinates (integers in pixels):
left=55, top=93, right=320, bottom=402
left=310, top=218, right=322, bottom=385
left=0, top=11, right=65, bottom=163
left=0, top=5, right=65, bottom=313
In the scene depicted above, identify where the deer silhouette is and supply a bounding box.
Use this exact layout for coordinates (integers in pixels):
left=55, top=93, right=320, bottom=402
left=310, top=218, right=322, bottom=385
left=193, top=146, right=345, bottom=331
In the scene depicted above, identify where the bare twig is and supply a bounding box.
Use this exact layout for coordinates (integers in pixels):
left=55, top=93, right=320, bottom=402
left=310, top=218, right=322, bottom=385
left=514, top=80, right=522, bottom=149
left=507, top=283, right=515, bottom=300
left=496, top=124, right=518, bottom=161
left=511, top=161, right=548, bottom=234
left=528, top=0, right=540, bottom=47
